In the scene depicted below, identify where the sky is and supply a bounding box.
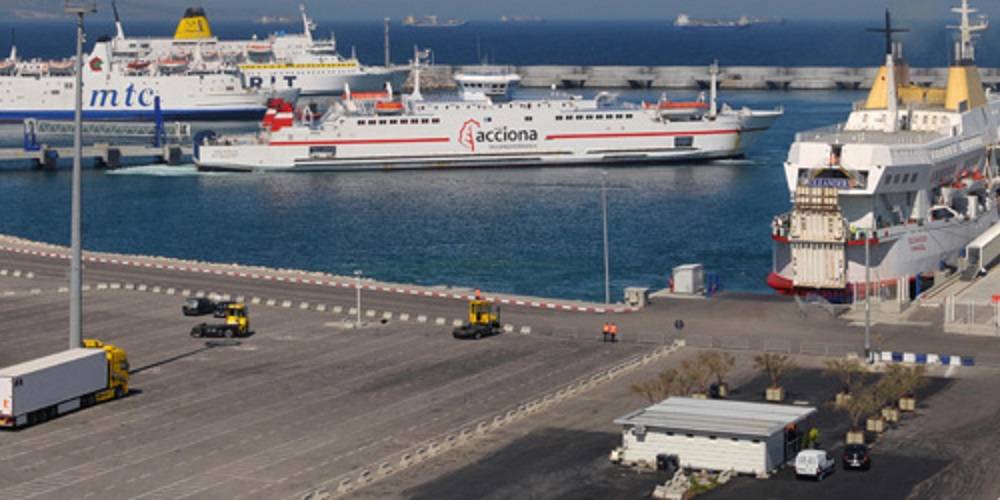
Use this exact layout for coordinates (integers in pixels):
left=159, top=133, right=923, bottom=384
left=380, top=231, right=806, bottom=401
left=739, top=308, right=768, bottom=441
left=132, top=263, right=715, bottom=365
left=3, top=0, right=998, bottom=21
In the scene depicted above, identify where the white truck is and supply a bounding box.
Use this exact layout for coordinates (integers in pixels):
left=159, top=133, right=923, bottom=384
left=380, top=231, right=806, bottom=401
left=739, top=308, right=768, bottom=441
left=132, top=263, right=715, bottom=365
left=0, top=340, right=130, bottom=428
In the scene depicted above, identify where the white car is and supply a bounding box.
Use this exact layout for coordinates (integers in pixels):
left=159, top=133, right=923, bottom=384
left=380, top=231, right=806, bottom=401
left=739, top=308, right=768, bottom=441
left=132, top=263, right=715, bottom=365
left=795, top=449, right=835, bottom=480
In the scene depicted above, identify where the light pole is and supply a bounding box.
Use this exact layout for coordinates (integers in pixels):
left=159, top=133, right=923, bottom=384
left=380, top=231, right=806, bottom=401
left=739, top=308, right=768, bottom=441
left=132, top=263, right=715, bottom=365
left=601, top=170, right=611, bottom=304
left=66, top=1, right=95, bottom=349
left=864, top=215, right=872, bottom=363
left=354, top=270, right=363, bottom=326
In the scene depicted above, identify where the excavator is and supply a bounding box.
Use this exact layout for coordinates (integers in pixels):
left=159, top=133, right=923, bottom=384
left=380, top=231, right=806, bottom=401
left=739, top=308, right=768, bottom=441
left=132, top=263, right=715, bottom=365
left=453, top=290, right=502, bottom=340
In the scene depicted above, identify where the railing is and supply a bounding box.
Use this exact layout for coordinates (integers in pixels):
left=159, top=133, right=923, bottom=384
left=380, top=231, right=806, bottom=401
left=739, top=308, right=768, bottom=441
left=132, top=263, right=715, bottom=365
left=944, top=296, right=1000, bottom=336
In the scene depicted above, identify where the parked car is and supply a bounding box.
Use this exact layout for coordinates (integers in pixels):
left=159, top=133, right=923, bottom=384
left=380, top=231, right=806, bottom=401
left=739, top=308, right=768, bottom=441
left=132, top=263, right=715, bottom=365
left=182, top=298, right=217, bottom=316
left=842, top=444, right=871, bottom=470
left=795, top=449, right=835, bottom=480
left=213, top=301, right=237, bottom=318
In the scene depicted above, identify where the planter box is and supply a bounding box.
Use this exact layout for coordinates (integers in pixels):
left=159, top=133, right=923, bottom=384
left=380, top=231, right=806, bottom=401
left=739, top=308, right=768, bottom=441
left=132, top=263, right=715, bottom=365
left=835, top=392, right=852, bottom=408
left=899, top=396, right=916, bottom=412
left=845, top=430, right=865, bottom=444
left=691, top=392, right=709, bottom=400
left=866, top=417, right=886, bottom=433
left=765, top=386, right=784, bottom=402
left=717, top=384, right=729, bottom=398
left=882, top=407, right=900, bottom=423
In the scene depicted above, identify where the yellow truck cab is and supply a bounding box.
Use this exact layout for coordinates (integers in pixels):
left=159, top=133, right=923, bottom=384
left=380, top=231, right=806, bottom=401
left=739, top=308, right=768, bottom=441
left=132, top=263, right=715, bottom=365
left=453, top=291, right=502, bottom=339
left=83, top=339, right=130, bottom=401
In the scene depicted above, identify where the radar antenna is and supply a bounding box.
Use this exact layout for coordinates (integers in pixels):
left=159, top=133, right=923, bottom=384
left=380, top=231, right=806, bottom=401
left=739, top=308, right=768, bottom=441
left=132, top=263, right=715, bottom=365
left=866, top=9, right=908, bottom=58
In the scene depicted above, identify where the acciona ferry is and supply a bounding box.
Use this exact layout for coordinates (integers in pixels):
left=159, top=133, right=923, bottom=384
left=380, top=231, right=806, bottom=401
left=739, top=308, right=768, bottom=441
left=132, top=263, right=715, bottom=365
left=769, top=2, right=1000, bottom=301
left=193, top=60, right=782, bottom=172
left=0, top=37, right=265, bottom=122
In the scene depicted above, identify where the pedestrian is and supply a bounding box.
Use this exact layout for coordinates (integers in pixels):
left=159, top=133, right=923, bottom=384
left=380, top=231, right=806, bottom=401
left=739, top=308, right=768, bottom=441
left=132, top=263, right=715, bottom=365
left=610, top=322, right=618, bottom=343
left=808, top=427, right=820, bottom=449
left=602, top=322, right=610, bottom=342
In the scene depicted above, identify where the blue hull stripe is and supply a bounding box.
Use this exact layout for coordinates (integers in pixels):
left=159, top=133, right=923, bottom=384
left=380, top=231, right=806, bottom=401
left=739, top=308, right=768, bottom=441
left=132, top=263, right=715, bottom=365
left=0, top=108, right=266, bottom=122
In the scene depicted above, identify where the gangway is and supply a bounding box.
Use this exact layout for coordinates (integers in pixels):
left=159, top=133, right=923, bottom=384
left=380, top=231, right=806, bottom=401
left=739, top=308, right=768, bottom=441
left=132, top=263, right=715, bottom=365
left=22, top=119, right=191, bottom=151
left=962, top=221, right=1000, bottom=280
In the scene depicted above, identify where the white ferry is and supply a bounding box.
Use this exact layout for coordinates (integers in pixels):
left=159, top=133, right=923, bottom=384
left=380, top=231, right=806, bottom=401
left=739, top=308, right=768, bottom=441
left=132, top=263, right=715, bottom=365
left=193, top=57, right=782, bottom=172
left=0, top=38, right=265, bottom=122
left=769, top=3, right=1000, bottom=301
left=110, top=6, right=409, bottom=96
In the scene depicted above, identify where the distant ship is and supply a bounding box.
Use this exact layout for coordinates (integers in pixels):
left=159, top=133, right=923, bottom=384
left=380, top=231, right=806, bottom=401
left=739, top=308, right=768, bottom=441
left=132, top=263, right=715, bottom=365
left=253, top=15, right=292, bottom=25
left=110, top=5, right=409, bottom=96
left=674, top=14, right=755, bottom=29
left=500, top=16, right=544, bottom=23
left=402, top=16, right=467, bottom=28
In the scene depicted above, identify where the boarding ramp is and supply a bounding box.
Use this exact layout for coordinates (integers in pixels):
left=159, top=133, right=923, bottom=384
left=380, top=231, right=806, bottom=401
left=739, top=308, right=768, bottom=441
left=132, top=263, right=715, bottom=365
left=962, top=221, right=1000, bottom=281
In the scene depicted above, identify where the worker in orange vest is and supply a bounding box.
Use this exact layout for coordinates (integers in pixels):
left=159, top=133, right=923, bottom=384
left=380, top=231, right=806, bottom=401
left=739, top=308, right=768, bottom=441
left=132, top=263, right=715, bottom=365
left=602, top=322, right=610, bottom=342
left=609, top=322, right=618, bottom=343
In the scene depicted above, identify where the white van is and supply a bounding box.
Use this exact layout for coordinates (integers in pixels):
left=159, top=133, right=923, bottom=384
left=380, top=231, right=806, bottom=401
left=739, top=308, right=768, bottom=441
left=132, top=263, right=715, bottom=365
left=795, top=449, right=835, bottom=480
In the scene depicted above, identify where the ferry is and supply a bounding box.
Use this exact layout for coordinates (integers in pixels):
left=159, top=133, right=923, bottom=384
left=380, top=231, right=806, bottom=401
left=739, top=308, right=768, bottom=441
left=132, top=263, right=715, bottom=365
left=0, top=38, right=266, bottom=122
left=768, top=2, right=1000, bottom=302
left=110, top=5, right=409, bottom=96
left=674, top=14, right=751, bottom=29
left=402, top=16, right=468, bottom=28
left=193, top=56, right=782, bottom=172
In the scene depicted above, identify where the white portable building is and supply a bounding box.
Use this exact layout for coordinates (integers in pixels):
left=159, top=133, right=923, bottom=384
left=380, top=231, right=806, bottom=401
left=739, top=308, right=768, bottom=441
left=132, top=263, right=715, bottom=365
left=614, top=397, right=816, bottom=475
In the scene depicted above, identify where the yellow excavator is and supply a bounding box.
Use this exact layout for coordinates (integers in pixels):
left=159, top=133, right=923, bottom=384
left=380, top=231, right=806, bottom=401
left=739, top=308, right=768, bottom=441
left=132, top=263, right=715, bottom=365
left=453, top=291, right=502, bottom=340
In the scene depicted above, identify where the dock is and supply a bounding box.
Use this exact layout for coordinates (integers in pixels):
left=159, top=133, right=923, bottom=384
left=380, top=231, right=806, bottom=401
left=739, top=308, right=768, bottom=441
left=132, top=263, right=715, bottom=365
left=413, top=65, right=1000, bottom=91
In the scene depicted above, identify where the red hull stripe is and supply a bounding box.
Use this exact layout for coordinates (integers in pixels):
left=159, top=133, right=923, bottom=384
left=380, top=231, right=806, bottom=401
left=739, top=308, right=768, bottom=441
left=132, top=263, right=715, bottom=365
left=270, top=137, right=451, bottom=146
left=545, top=129, right=739, bottom=140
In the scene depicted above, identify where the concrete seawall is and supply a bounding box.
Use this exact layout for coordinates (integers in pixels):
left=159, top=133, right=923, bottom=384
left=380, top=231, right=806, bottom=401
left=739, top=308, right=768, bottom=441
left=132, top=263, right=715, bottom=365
left=412, top=65, right=1000, bottom=91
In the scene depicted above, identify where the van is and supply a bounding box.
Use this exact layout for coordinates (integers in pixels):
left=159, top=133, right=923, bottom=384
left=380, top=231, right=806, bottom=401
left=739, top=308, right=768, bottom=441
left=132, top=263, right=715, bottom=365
left=795, top=449, right=835, bottom=480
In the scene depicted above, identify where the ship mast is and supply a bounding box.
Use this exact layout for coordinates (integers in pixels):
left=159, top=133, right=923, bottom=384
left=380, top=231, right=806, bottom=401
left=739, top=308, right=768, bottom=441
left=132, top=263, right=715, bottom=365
left=300, top=4, right=316, bottom=43
left=112, top=0, right=125, bottom=40
left=867, top=10, right=908, bottom=133
left=949, top=0, right=988, bottom=64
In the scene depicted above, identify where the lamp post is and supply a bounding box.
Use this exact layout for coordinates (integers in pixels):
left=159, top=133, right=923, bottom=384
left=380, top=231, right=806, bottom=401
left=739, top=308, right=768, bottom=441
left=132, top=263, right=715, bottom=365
left=65, top=1, right=96, bottom=349
left=354, top=270, right=363, bottom=326
left=601, top=170, right=610, bottom=304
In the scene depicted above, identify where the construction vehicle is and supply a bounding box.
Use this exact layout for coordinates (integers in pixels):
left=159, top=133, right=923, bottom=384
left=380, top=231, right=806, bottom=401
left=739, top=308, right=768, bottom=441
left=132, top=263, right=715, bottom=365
left=0, top=339, right=129, bottom=428
left=190, top=302, right=251, bottom=338
left=453, top=292, right=502, bottom=340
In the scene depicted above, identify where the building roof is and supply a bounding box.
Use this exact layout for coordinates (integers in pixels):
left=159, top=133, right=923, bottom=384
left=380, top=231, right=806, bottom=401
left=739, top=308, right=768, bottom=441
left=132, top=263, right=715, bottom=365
left=614, top=397, right=817, bottom=439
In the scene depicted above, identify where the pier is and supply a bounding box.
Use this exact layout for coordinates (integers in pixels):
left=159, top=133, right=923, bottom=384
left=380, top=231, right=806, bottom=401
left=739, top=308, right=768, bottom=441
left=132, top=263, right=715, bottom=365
left=414, top=65, right=1000, bottom=91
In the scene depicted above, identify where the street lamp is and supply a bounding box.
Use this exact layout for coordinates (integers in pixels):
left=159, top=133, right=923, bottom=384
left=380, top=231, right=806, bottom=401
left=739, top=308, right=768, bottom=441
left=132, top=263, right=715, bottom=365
left=601, top=170, right=611, bottom=305
left=65, top=1, right=96, bottom=349
left=354, top=270, right=363, bottom=326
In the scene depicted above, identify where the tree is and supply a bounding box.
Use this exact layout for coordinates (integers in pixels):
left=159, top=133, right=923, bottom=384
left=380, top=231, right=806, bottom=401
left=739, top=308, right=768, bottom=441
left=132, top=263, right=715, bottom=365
left=823, top=358, right=867, bottom=394
left=843, top=385, right=881, bottom=431
left=753, top=353, right=796, bottom=389
left=874, top=364, right=927, bottom=406
left=630, top=367, right=684, bottom=403
left=682, top=357, right=713, bottom=395
left=701, top=351, right=736, bottom=388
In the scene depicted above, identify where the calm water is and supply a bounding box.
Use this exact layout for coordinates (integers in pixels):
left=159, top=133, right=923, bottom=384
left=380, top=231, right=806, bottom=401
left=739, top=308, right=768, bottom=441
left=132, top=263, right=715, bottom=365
left=0, top=89, right=860, bottom=301
left=0, top=19, right=987, bottom=68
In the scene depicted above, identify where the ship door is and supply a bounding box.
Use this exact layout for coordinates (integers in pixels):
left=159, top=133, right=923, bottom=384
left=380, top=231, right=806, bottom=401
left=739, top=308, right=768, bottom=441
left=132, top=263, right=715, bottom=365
left=788, top=187, right=848, bottom=289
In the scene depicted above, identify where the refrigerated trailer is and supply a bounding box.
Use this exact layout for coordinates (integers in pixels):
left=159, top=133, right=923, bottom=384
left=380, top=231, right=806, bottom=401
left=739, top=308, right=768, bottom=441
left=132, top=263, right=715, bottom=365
left=0, top=340, right=129, bottom=428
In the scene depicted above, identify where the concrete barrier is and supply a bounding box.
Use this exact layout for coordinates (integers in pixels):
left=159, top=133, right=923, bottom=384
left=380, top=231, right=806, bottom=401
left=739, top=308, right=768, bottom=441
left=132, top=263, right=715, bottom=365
left=316, top=304, right=327, bottom=312
left=251, top=297, right=261, bottom=304
left=348, top=307, right=357, bottom=315
left=333, top=305, right=343, bottom=313
left=417, top=315, right=428, bottom=323
left=166, top=287, right=176, bottom=295
left=365, top=309, right=376, bottom=318
left=11, top=270, right=20, bottom=277
left=138, top=284, right=148, bottom=291
left=29, top=288, right=40, bottom=295
left=300, top=302, right=310, bottom=310
left=266, top=298, right=277, bottom=306
left=281, top=300, right=293, bottom=308
left=124, top=283, right=135, bottom=290
left=519, top=326, right=532, bottom=335
left=97, top=283, right=108, bottom=290
left=399, top=313, right=410, bottom=322
left=58, top=286, right=68, bottom=293
left=0, top=269, right=7, bottom=276
left=451, top=319, right=463, bottom=327
left=435, top=317, right=446, bottom=325
left=194, top=290, right=205, bottom=297
left=81, top=285, right=91, bottom=291
left=503, top=324, right=514, bottom=333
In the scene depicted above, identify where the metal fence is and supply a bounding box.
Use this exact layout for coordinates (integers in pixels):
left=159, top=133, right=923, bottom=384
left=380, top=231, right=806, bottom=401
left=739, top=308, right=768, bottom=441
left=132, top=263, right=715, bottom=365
left=944, top=296, right=1000, bottom=336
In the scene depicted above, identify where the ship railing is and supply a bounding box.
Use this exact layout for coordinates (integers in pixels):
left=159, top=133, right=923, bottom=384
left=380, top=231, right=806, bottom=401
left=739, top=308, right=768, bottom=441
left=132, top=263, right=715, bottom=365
left=795, top=125, right=942, bottom=146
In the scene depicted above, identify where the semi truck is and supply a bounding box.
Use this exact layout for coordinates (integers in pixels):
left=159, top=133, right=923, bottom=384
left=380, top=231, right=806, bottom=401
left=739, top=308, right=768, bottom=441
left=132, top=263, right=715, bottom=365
left=0, top=339, right=129, bottom=429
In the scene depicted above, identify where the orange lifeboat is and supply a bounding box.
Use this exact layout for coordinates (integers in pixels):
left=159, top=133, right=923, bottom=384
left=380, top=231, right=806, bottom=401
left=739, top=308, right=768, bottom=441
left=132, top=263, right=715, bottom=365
left=374, top=101, right=404, bottom=114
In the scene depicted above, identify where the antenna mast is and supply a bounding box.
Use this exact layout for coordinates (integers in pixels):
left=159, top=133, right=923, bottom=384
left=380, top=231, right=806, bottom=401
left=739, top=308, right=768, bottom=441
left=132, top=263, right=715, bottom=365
left=949, top=0, right=988, bottom=64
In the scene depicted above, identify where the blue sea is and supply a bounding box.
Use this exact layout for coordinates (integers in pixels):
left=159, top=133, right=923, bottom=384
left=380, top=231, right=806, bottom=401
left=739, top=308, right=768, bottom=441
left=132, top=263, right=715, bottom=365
left=0, top=18, right=931, bottom=301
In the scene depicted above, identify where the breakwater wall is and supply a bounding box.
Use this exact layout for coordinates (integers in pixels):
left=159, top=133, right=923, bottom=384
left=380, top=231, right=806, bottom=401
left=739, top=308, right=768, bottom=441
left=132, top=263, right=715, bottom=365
left=412, top=65, right=1000, bottom=91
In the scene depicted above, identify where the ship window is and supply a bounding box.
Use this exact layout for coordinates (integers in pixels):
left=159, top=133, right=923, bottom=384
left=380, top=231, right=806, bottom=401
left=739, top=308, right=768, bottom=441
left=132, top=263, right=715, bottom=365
left=626, top=114, right=633, bottom=119
left=675, top=136, right=694, bottom=147
left=616, top=114, right=623, bottom=119
left=485, top=117, right=492, bottom=123
left=525, top=116, right=533, bottom=122
left=378, top=120, right=386, bottom=125
left=576, top=115, right=584, bottom=120
left=367, top=120, right=376, bottom=125
left=909, top=173, right=917, bottom=182
left=390, top=119, right=398, bottom=125
left=357, top=120, right=366, bottom=125
left=421, top=118, right=429, bottom=124
left=432, top=118, right=440, bottom=124
left=400, top=119, right=408, bottom=125
left=586, top=115, right=593, bottom=120
left=556, top=116, right=562, bottom=121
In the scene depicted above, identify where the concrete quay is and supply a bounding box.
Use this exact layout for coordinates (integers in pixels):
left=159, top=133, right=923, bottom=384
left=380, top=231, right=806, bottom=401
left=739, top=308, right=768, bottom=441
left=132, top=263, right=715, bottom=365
left=4, top=236, right=1000, bottom=498
left=414, top=64, right=1000, bottom=91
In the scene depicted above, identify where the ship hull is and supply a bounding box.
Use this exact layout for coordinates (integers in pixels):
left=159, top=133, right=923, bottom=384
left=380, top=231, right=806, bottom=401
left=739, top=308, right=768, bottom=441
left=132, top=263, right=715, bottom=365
left=241, top=67, right=410, bottom=96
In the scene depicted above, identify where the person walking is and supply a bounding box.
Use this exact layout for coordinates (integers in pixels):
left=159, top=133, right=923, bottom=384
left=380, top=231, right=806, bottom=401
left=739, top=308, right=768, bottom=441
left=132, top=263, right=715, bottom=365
left=610, top=322, right=618, bottom=343
left=602, top=322, right=610, bottom=342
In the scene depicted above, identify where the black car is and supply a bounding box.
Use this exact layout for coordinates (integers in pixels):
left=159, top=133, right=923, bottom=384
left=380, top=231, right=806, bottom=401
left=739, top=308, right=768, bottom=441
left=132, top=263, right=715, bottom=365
left=213, top=301, right=237, bottom=318
left=182, top=298, right=217, bottom=316
left=842, top=444, right=871, bottom=470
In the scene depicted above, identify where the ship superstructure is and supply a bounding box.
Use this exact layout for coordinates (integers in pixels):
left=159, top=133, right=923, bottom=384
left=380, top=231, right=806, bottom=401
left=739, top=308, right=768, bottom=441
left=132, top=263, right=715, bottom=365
left=769, top=3, right=1000, bottom=300
left=109, top=5, right=409, bottom=95
left=193, top=55, right=782, bottom=172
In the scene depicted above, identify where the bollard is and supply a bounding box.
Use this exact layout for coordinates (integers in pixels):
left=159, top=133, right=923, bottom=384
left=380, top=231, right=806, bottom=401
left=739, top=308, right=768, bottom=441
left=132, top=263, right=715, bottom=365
left=300, top=302, right=310, bottom=310
left=333, top=305, right=343, bottom=313
left=251, top=297, right=261, bottom=305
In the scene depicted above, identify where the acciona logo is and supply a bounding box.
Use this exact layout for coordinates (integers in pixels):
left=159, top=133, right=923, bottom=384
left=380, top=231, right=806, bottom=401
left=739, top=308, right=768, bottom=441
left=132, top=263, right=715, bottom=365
left=458, top=118, right=539, bottom=152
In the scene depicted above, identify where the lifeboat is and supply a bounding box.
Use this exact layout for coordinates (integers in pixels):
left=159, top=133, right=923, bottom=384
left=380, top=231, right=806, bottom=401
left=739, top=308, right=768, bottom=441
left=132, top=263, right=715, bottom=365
left=343, top=91, right=390, bottom=101
left=246, top=43, right=273, bottom=57
left=158, top=57, right=189, bottom=73
left=374, top=101, right=404, bottom=114
left=47, top=59, right=74, bottom=75
left=126, top=60, right=152, bottom=72
left=17, top=61, right=48, bottom=76
left=643, top=99, right=709, bottom=117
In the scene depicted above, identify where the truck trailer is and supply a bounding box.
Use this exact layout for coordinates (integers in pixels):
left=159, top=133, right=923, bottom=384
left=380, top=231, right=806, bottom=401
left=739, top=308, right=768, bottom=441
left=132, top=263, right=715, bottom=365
left=0, top=339, right=129, bottom=428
